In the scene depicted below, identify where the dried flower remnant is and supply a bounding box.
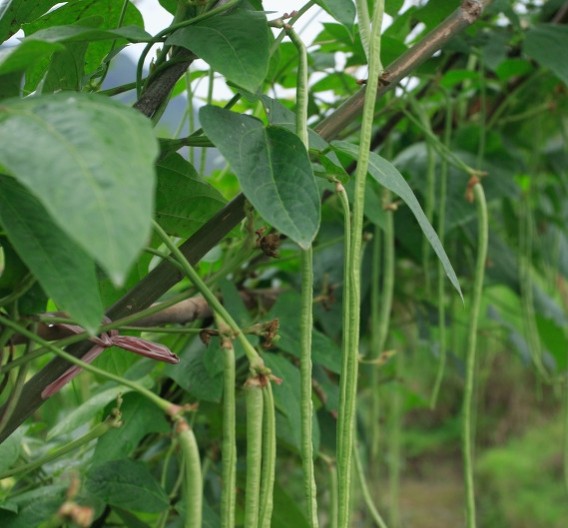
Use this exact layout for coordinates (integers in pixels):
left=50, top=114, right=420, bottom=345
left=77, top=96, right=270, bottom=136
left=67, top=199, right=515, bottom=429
left=42, top=317, right=179, bottom=399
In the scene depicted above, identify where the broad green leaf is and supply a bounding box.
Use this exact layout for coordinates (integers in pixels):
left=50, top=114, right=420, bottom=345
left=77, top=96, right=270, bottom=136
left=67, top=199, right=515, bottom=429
left=0, top=176, right=103, bottom=332
left=0, top=40, right=63, bottom=75
left=23, top=0, right=145, bottom=89
left=332, top=140, right=462, bottom=298
left=315, top=0, right=356, bottom=30
left=261, top=95, right=332, bottom=152
left=0, top=0, right=60, bottom=41
left=166, top=7, right=269, bottom=92
left=27, top=24, right=151, bottom=44
left=200, top=106, right=320, bottom=248
left=385, top=0, right=405, bottom=16
left=32, top=20, right=93, bottom=93
left=93, top=393, right=169, bottom=464
left=164, top=345, right=224, bottom=402
left=47, top=386, right=133, bottom=440
left=155, top=153, right=225, bottom=238
left=524, top=24, right=568, bottom=85
left=272, top=481, right=310, bottom=528
left=0, top=93, right=159, bottom=285
left=86, top=459, right=169, bottom=513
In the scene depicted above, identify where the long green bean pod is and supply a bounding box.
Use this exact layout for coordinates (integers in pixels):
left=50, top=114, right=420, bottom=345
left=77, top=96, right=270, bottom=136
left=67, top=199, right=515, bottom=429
left=286, top=25, right=319, bottom=527
left=337, top=3, right=385, bottom=526
left=244, top=382, right=264, bottom=528
left=259, top=384, right=277, bottom=528
left=462, top=181, right=488, bottom=528
left=176, top=419, right=203, bottom=528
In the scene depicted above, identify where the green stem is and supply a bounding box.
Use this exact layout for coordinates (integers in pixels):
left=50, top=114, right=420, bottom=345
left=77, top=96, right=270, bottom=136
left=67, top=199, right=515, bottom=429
left=259, top=384, right=276, bottom=528
left=176, top=419, right=203, bottom=528
left=152, top=220, right=264, bottom=371
left=337, top=3, right=384, bottom=527
left=0, top=410, right=122, bottom=480
left=244, top=383, right=264, bottom=528
left=462, top=182, right=488, bottom=528
left=286, top=25, right=319, bottom=528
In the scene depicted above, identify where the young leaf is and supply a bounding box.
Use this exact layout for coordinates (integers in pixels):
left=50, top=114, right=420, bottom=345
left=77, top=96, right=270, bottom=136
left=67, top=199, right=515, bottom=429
left=332, top=140, right=463, bottom=298
left=166, top=7, right=269, bottom=93
left=0, top=176, right=103, bottom=333
left=155, top=153, right=226, bottom=238
left=0, top=93, right=159, bottom=286
left=86, top=459, right=169, bottom=513
left=524, top=24, right=568, bottom=85
left=200, top=105, right=320, bottom=248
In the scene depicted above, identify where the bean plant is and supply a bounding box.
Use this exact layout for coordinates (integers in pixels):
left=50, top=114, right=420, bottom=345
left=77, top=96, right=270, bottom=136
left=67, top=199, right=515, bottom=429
left=0, top=1, right=567, bottom=527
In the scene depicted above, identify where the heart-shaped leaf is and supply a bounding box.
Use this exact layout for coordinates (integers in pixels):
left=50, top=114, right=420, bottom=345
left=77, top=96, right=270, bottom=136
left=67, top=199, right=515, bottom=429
left=200, top=105, right=320, bottom=248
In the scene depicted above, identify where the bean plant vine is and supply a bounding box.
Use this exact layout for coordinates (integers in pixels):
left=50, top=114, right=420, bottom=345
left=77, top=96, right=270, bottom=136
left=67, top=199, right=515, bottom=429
left=0, top=1, right=565, bottom=527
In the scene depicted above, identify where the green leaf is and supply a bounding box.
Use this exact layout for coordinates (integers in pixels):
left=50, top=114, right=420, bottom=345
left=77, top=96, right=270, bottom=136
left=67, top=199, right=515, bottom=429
left=0, top=0, right=60, bottom=41
left=93, top=393, right=169, bottom=464
left=200, top=106, right=320, bottom=248
left=261, top=95, right=332, bottom=153
left=0, top=93, right=159, bottom=285
left=165, top=345, right=224, bottom=403
left=315, top=0, right=356, bottom=30
left=0, top=176, right=103, bottom=332
left=524, top=24, right=568, bottom=85
left=166, top=7, right=269, bottom=92
left=23, top=0, right=145, bottom=89
left=26, top=24, right=151, bottom=44
left=0, top=429, right=22, bottom=474
left=385, top=0, right=405, bottom=16
left=155, top=153, right=225, bottom=238
left=0, top=40, right=63, bottom=76
left=86, top=459, right=169, bottom=513
left=332, top=140, right=462, bottom=299
left=271, top=481, right=310, bottom=528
